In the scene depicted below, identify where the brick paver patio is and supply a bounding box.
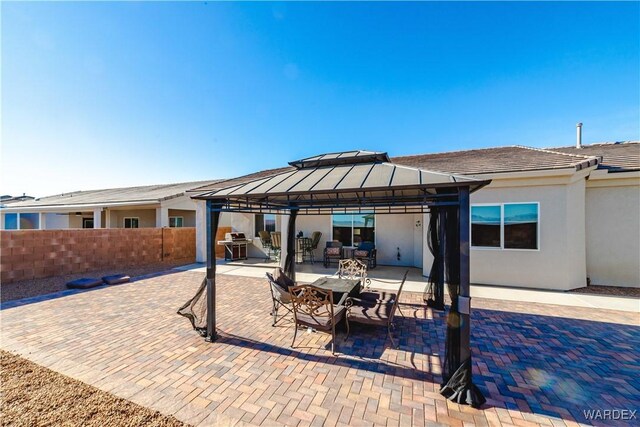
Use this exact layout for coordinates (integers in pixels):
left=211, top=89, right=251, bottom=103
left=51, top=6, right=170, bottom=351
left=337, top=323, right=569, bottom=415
left=1, top=270, right=638, bottom=426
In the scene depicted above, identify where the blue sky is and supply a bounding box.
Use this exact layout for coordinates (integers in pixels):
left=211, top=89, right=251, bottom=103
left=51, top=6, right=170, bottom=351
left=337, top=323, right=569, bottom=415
left=2, top=1, right=638, bottom=197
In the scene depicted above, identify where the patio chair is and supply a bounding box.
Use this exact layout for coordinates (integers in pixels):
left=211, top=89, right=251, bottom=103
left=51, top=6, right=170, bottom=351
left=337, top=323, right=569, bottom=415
left=265, top=268, right=294, bottom=326
left=289, top=284, right=345, bottom=355
left=258, top=230, right=273, bottom=261
left=344, top=270, right=408, bottom=348
left=302, top=231, right=322, bottom=264
left=270, top=231, right=282, bottom=262
left=323, top=241, right=343, bottom=268
left=335, top=258, right=370, bottom=288
left=353, top=241, right=377, bottom=269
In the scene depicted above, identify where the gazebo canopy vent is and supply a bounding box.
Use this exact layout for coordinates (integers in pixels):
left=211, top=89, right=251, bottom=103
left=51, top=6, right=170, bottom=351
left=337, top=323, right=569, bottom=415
left=181, top=150, right=490, bottom=408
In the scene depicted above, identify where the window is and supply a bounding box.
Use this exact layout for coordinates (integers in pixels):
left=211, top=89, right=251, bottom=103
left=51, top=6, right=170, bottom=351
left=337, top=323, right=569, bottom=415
left=4, top=213, right=18, bottom=230
left=332, top=214, right=375, bottom=247
left=169, top=216, right=184, bottom=227
left=255, top=214, right=276, bottom=237
left=20, top=213, right=40, bottom=229
left=3, top=213, right=40, bottom=230
left=83, top=218, right=94, bottom=229
left=471, top=206, right=501, bottom=248
left=124, top=217, right=139, bottom=228
left=471, top=203, right=539, bottom=250
left=504, top=203, right=539, bottom=249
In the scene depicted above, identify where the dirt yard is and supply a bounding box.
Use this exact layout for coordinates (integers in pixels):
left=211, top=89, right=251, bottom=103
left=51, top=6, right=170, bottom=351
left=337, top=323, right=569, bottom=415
left=0, top=350, right=187, bottom=427
left=568, top=284, right=640, bottom=298
left=0, top=262, right=189, bottom=303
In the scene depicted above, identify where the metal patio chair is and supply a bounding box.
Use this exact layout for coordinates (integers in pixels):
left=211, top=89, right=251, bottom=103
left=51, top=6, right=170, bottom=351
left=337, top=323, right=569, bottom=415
left=344, top=270, right=408, bottom=348
left=289, top=284, right=345, bottom=355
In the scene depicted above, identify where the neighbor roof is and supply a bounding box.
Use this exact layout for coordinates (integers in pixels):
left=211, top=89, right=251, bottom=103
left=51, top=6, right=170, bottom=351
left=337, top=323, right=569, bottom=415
left=4, top=180, right=222, bottom=209
left=549, top=142, right=639, bottom=172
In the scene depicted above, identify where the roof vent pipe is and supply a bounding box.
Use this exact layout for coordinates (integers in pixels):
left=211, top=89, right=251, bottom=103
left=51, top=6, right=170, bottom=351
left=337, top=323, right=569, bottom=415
left=576, top=122, right=583, bottom=149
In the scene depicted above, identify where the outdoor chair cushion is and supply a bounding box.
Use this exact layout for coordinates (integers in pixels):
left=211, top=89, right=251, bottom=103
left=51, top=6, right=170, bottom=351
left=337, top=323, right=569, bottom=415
left=347, top=300, right=393, bottom=323
left=273, top=268, right=295, bottom=291
left=66, top=278, right=103, bottom=289
left=359, top=291, right=396, bottom=304
left=295, top=305, right=345, bottom=330
left=102, top=274, right=131, bottom=285
left=325, top=247, right=340, bottom=256
left=354, top=250, right=369, bottom=257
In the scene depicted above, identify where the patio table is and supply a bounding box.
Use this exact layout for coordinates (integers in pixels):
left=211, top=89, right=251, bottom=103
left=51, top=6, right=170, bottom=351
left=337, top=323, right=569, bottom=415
left=309, top=277, right=361, bottom=305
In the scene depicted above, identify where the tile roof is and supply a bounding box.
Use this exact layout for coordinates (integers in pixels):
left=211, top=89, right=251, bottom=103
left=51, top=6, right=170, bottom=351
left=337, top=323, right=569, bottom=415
left=5, top=180, right=222, bottom=208
left=549, top=141, right=639, bottom=172
left=390, top=146, right=599, bottom=175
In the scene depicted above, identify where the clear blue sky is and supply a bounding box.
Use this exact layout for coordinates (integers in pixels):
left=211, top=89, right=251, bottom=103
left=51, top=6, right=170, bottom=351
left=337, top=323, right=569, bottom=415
left=2, top=1, right=639, bottom=197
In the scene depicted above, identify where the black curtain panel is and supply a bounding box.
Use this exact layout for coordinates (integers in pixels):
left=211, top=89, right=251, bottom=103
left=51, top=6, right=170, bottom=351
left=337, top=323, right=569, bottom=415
left=284, top=209, right=298, bottom=281
left=440, top=205, right=486, bottom=408
left=424, top=209, right=445, bottom=310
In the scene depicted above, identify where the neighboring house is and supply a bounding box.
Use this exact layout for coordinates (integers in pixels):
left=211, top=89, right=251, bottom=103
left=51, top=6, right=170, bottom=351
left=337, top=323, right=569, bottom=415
left=0, top=181, right=224, bottom=230
left=190, top=142, right=639, bottom=290
left=0, top=194, right=35, bottom=205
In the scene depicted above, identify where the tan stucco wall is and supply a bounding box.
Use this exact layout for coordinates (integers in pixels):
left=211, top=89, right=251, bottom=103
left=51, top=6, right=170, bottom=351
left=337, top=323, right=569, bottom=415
left=168, top=209, right=196, bottom=227
left=108, top=209, right=157, bottom=228
left=585, top=175, right=640, bottom=287
left=471, top=178, right=587, bottom=290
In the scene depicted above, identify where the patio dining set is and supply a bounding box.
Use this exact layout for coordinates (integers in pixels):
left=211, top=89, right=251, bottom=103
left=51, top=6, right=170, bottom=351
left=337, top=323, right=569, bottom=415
left=265, top=258, right=408, bottom=355
left=258, top=230, right=378, bottom=269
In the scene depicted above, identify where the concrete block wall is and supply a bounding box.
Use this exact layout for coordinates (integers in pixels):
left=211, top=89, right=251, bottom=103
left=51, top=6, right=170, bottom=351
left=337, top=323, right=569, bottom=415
left=0, top=228, right=205, bottom=284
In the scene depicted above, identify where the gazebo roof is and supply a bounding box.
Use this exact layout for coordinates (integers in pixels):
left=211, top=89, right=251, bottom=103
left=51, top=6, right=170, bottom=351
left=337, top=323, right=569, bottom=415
left=193, top=151, right=491, bottom=214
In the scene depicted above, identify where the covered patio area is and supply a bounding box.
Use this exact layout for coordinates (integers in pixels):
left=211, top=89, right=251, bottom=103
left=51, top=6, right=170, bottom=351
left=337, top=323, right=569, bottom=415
left=188, top=150, right=491, bottom=408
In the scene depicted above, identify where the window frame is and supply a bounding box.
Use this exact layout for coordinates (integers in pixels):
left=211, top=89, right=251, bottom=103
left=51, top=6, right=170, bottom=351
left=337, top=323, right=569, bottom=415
left=470, top=202, right=540, bottom=251
left=330, top=213, right=376, bottom=247
left=123, top=217, right=140, bottom=229
left=169, top=216, right=184, bottom=228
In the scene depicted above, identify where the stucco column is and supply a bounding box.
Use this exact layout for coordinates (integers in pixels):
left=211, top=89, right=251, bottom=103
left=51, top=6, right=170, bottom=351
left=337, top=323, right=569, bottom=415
left=93, top=208, right=102, bottom=229
left=195, top=200, right=207, bottom=263
left=105, top=209, right=112, bottom=228
left=156, top=206, right=169, bottom=228
left=38, top=212, right=45, bottom=230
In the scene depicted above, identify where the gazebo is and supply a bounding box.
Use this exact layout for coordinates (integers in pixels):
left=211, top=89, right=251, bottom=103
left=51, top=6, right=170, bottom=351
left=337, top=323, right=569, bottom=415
left=185, top=151, right=490, bottom=407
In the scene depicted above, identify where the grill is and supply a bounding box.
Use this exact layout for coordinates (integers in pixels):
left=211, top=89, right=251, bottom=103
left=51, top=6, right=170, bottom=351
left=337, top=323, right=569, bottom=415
left=217, top=232, right=252, bottom=261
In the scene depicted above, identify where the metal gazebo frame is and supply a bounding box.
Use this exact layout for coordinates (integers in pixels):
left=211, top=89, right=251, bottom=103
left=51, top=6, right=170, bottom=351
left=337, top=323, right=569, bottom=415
left=190, top=151, right=490, bottom=407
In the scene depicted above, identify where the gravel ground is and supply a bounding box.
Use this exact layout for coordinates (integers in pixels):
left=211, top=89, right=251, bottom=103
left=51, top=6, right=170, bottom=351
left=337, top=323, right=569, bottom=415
left=567, top=284, right=640, bottom=297
left=0, top=350, right=187, bottom=427
left=1, top=262, right=189, bottom=303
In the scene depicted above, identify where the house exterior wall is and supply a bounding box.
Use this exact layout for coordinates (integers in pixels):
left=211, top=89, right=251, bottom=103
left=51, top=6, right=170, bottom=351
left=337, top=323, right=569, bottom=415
left=584, top=173, right=640, bottom=287
left=108, top=208, right=157, bottom=228
left=43, top=213, right=69, bottom=229
left=422, top=172, right=590, bottom=290
left=469, top=177, right=587, bottom=290
left=168, top=209, right=196, bottom=227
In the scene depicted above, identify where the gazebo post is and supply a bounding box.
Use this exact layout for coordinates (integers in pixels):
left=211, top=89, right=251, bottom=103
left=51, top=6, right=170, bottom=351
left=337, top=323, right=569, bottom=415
left=284, top=208, right=298, bottom=281
left=458, top=187, right=471, bottom=364
left=436, top=208, right=447, bottom=308
left=205, top=200, right=221, bottom=342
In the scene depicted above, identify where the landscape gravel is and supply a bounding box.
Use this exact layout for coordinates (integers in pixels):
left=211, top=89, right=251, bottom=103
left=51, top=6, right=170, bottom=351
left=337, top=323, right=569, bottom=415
left=0, top=350, right=187, bottom=427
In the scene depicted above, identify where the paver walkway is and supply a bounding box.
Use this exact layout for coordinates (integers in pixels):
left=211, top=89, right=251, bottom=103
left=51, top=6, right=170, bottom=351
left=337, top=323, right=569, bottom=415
left=1, top=270, right=638, bottom=426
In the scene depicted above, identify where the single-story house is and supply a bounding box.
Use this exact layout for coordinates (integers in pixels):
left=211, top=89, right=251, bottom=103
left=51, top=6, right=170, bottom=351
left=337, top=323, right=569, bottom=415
left=190, top=141, right=639, bottom=290
left=0, top=180, right=223, bottom=230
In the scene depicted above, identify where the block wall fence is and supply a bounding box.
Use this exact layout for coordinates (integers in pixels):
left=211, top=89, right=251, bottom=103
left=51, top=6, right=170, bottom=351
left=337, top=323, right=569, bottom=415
left=0, top=226, right=231, bottom=284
